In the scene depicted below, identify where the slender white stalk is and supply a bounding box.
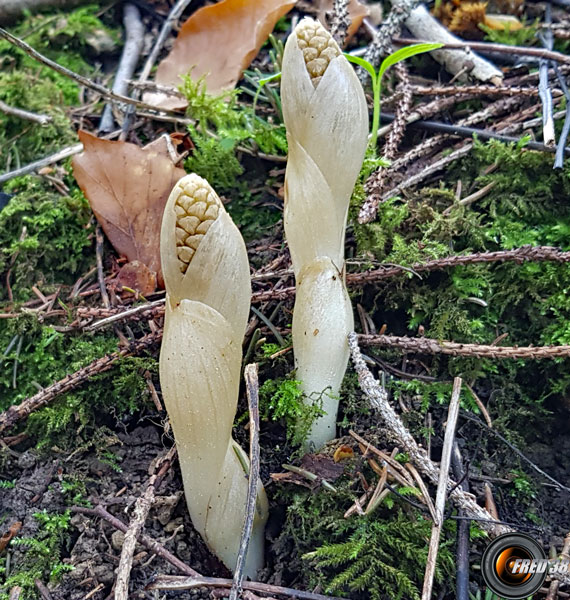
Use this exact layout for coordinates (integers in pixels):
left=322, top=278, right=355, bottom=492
left=159, top=174, right=268, bottom=576
left=282, top=18, right=369, bottom=449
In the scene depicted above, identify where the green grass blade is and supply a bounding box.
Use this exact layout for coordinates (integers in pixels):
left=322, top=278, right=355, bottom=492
left=378, top=43, right=443, bottom=80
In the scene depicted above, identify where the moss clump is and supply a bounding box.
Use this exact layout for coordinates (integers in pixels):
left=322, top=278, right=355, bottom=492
left=0, top=510, right=73, bottom=599
left=0, top=176, right=94, bottom=302
left=276, top=477, right=455, bottom=599
left=349, top=139, right=570, bottom=444
left=0, top=5, right=119, bottom=165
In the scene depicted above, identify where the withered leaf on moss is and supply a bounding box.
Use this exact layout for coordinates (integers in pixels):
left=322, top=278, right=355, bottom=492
left=143, top=0, right=296, bottom=109
left=72, top=131, right=186, bottom=288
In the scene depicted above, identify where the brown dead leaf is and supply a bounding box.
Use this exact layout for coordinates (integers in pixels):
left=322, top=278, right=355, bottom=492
left=143, top=0, right=295, bottom=109
left=0, top=522, right=21, bottom=553
left=72, top=131, right=186, bottom=287
left=115, top=260, right=158, bottom=297
left=315, top=0, right=370, bottom=44
left=333, top=444, right=355, bottom=462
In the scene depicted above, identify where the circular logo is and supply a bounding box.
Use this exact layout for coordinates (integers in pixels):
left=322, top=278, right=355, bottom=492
left=481, top=533, right=547, bottom=599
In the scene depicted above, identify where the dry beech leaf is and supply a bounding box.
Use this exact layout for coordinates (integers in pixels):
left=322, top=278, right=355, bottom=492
left=72, top=131, right=186, bottom=287
left=316, top=0, right=370, bottom=43
left=333, top=444, right=354, bottom=462
left=143, top=0, right=295, bottom=109
left=115, top=260, right=158, bottom=296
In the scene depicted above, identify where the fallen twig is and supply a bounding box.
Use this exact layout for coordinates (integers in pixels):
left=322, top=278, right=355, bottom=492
left=395, top=36, right=570, bottom=67
left=0, top=100, right=52, bottom=125
left=451, top=444, right=470, bottom=600
left=99, top=3, right=145, bottom=133
left=230, top=364, right=262, bottom=600
left=382, top=114, right=568, bottom=154
left=553, top=62, right=570, bottom=169
left=147, top=574, right=345, bottom=600
left=348, top=331, right=509, bottom=536
left=0, top=28, right=179, bottom=116
left=0, top=332, right=162, bottom=434
left=399, top=6, right=503, bottom=83
left=359, top=333, right=570, bottom=360
left=539, top=4, right=556, bottom=147
left=114, top=446, right=176, bottom=600
left=421, top=378, right=462, bottom=600
left=71, top=503, right=198, bottom=577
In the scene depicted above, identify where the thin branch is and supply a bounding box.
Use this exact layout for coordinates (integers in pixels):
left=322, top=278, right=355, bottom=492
left=554, top=62, right=570, bottom=169
left=0, top=27, right=179, bottom=116
left=359, top=333, right=570, bottom=360
left=230, top=364, right=261, bottom=600
left=147, top=574, right=345, bottom=600
left=0, top=332, right=162, bottom=434
left=99, top=3, right=145, bottom=133
left=395, top=36, right=570, bottom=67
left=539, top=4, right=556, bottom=147
left=347, top=332, right=509, bottom=536
left=421, top=378, right=462, bottom=600
left=0, top=100, right=52, bottom=125
left=121, top=0, right=194, bottom=133
left=381, top=114, right=568, bottom=154
left=71, top=503, right=198, bottom=577
left=114, top=447, right=176, bottom=600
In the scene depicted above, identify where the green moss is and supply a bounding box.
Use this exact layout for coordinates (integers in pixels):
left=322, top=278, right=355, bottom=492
left=0, top=510, right=73, bottom=600
left=0, top=176, right=93, bottom=302
left=260, top=377, right=324, bottom=448
left=0, top=5, right=119, bottom=166
left=277, top=478, right=454, bottom=599
left=350, top=139, right=570, bottom=440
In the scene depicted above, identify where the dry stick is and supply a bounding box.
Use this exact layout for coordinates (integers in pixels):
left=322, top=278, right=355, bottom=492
left=99, top=3, right=145, bottom=133
left=114, top=446, right=176, bottom=600
left=71, top=504, right=199, bottom=577
left=546, top=531, right=570, bottom=600
left=34, top=579, right=53, bottom=600
left=553, top=63, right=570, bottom=169
left=0, top=27, right=179, bottom=116
left=0, top=143, right=83, bottom=185
left=121, top=0, right=194, bottom=135
left=421, top=377, right=462, bottom=600
left=402, top=5, right=503, bottom=84
left=348, top=331, right=509, bottom=537
left=95, top=225, right=110, bottom=309
left=147, top=574, right=345, bottom=600
left=0, top=332, right=162, bottom=434
left=384, top=115, right=568, bottom=154
left=411, top=83, right=554, bottom=98
left=0, top=100, right=52, bottom=125
left=451, top=444, right=470, bottom=600
left=395, top=36, right=570, bottom=68
left=77, top=246, right=570, bottom=331
left=359, top=333, right=570, bottom=360
left=230, top=364, right=261, bottom=600
left=0, top=127, right=127, bottom=185
left=539, top=4, right=556, bottom=147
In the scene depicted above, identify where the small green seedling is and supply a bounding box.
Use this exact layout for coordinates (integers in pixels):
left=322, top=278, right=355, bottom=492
left=345, top=43, right=443, bottom=151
